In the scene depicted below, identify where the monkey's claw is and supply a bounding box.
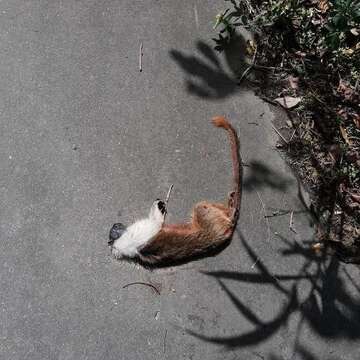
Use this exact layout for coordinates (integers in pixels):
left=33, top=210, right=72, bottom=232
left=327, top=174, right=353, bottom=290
left=228, top=191, right=236, bottom=208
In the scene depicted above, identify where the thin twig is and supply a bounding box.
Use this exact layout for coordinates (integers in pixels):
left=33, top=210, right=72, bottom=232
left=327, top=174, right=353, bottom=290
left=238, top=65, right=253, bottom=84
left=163, top=329, right=167, bottom=354
left=264, top=210, right=291, bottom=218
left=289, top=129, right=296, bottom=142
left=193, top=4, right=199, bottom=29
left=238, top=46, right=258, bottom=85
left=164, top=184, right=174, bottom=222
left=243, top=0, right=256, bottom=14
left=165, top=184, right=174, bottom=205
left=251, top=44, right=258, bottom=66
left=260, top=96, right=279, bottom=107
left=253, top=187, right=271, bottom=244
left=251, top=258, right=259, bottom=269
left=271, top=124, right=289, bottom=144
left=253, top=64, right=291, bottom=71
left=139, top=42, right=143, bottom=72
left=289, top=211, right=297, bottom=233
left=247, top=186, right=271, bottom=270
left=123, top=281, right=161, bottom=295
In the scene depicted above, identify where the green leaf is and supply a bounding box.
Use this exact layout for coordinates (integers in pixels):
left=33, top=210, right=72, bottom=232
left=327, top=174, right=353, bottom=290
left=240, top=14, right=248, bottom=25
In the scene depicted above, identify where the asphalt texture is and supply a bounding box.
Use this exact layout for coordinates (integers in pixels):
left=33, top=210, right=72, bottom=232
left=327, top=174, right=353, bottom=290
left=1, top=1, right=359, bottom=360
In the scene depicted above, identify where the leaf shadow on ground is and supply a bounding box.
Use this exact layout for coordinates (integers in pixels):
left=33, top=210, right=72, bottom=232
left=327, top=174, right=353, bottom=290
left=169, top=34, right=248, bottom=99
left=188, top=231, right=360, bottom=358
left=242, top=160, right=293, bottom=192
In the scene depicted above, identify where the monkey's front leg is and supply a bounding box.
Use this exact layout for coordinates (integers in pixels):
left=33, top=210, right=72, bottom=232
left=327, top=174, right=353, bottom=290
left=110, top=200, right=167, bottom=260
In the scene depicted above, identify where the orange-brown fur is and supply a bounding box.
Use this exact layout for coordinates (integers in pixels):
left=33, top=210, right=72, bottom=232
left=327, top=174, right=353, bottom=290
left=138, top=117, right=242, bottom=264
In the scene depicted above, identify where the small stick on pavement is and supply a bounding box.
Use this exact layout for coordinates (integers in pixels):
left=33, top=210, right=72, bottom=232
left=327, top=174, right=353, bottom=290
left=289, top=129, right=296, bottom=142
left=251, top=258, right=259, bottom=269
left=163, top=329, right=167, bottom=354
left=264, top=210, right=291, bottom=218
left=163, top=184, right=174, bottom=221
left=139, top=42, right=143, bottom=72
left=271, top=124, right=289, bottom=144
left=165, top=184, right=174, bottom=205
left=123, top=282, right=161, bottom=295
left=253, top=187, right=271, bottom=243
left=289, top=210, right=297, bottom=233
left=193, top=4, right=199, bottom=29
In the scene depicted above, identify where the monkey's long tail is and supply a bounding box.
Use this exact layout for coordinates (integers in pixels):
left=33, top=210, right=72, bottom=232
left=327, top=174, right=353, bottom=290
left=212, top=116, right=242, bottom=225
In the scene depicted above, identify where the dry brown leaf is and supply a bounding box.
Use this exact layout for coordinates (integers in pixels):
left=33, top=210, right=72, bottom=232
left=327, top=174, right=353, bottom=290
left=311, top=242, right=324, bottom=253
left=342, top=48, right=354, bottom=56
left=339, top=125, right=352, bottom=146
left=318, top=0, right=330, bottom=13
left=337, top=79, right=358, bottom=101
left=245, top=40, right=256, bottom=57
left=274, top=96, right=302, bottom=109
left=353, top=113, right=360, bottom=128
left=288, top=75, right=299, bottom=90
left=350, top=193, right=360, bottom=204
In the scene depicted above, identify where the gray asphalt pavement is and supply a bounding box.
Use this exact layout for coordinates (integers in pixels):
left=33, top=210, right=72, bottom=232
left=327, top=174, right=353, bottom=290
left=1, top=1, right=359, bottom=359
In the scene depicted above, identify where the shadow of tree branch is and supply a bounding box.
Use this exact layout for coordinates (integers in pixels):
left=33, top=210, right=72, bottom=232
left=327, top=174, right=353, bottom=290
left=188, top=284, right=298, bottom=348
left=242, top=160, right=293, bottom=192
left=188, top=231, right=360, bottom=353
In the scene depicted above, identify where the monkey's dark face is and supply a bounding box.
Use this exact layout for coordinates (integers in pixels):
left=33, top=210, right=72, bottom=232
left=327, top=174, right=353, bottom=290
left=108, top=223, right=126, bottom=245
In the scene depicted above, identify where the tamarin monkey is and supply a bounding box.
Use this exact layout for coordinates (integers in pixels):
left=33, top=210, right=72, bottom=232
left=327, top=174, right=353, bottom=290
left=109, top=116, right=242, bottom=265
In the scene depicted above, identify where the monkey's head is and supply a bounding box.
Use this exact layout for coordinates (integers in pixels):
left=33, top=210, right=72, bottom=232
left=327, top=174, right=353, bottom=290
left=108, top=223, right=126, bottom=245
left=149, top=199, right=167, bottom=223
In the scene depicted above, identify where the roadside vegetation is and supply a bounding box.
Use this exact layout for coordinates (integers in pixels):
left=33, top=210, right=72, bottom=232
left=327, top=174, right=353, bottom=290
left=213, top=0, right=360, bottom=262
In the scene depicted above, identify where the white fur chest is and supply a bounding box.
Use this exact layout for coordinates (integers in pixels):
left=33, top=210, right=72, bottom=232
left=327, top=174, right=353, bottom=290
left=112, top=219, right=161, bottom=258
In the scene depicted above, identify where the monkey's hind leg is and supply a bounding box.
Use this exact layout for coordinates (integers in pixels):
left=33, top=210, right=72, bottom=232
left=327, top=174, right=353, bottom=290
left=193, top=202, right=232, bottom=236
left=208, top=202, right=230, bottom=217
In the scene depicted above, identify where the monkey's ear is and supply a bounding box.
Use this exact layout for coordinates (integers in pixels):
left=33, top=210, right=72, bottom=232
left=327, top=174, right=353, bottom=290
left=108, top=223, right=126, bottom=245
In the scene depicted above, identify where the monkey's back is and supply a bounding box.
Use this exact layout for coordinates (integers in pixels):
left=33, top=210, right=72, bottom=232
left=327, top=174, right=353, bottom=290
left=138, top=221, right=229, bottom=264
